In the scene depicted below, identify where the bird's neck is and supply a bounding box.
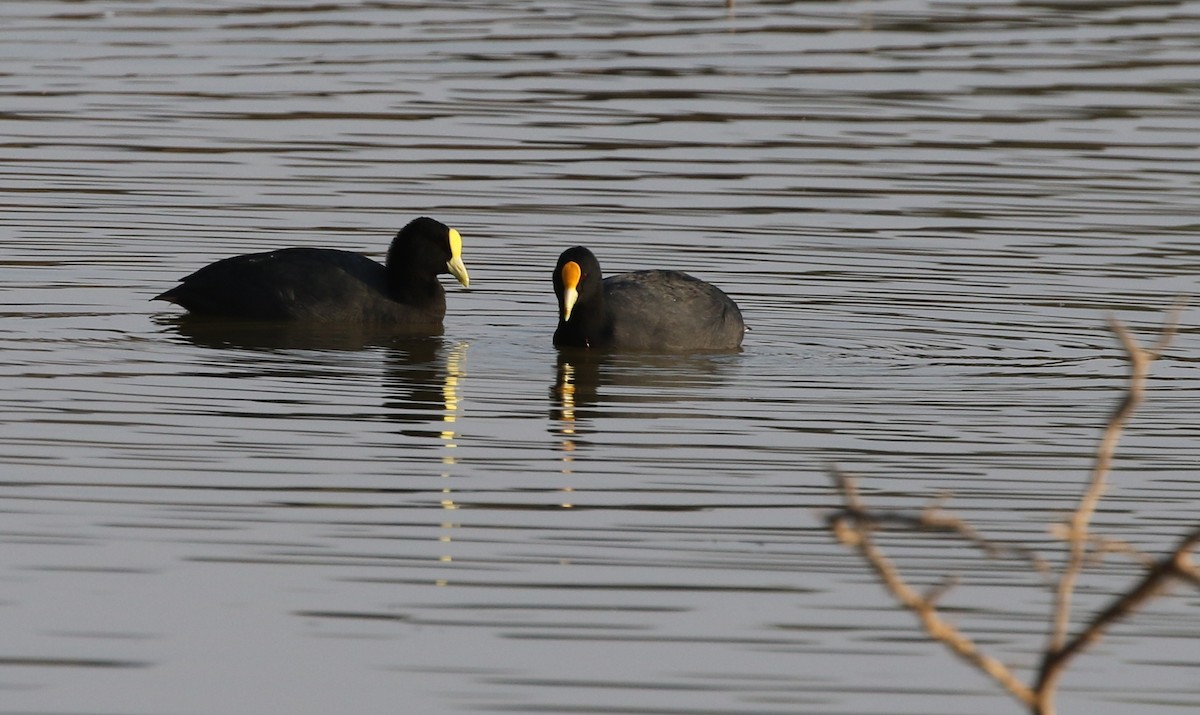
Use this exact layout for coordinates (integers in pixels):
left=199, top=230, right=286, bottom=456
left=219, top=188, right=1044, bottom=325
left=388, top=263, right=442, bottom=303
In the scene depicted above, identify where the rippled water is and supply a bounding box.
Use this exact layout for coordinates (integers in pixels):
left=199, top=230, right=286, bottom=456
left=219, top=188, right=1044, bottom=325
left=3, top=1, right=1200, bottom=713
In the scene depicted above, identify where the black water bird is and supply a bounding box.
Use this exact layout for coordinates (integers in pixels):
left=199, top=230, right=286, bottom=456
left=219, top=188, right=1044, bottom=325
left=551, top=246, right=745, bottom=351
left=154, top=217, right=470, bottom=327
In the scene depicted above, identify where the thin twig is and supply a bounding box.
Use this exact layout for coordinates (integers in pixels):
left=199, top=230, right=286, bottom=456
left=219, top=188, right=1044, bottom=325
left=1047, top=318, right=1145, bottom=651
left=924, top=507, right=1051, bottom=574
left=1040, top=526, right=1200, bottom=683
left=1087, top=535, right=1157, bottom=569
left=829, top=502, right=1049, bottom=573
left=1044, top=309, right=1181, bottom=658
left=1031, top=307, right=1184, bottom=714
left=830, top=470, right=1037, bottom=707
left=830, top=506, right=1051, bottom=575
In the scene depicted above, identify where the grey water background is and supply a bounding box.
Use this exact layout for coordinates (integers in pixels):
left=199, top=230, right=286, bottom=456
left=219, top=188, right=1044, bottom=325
left=2, top=1, right=1200, bottom=713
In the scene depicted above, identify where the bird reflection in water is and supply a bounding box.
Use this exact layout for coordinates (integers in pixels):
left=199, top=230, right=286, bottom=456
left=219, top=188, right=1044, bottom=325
left=550, top=350, right=739, bottom=482
left=551, top=351, right=742, bottom=508
left=159, top=314, right=446, bottom=352
left=382, top=337, right=468, bottom=442
left=436, top=343, right=467, bottom=580
left=438, top=342, right=467, bottom=513
left=551, top=352, right=609, bottom=509
left=157, top=316, right=470, bottom=579
left=382, top=339, right=469, bottom=583
left=381, top=338, right=470, bottom=509
left=551, top=350, right=603, bottom=428
left=161, top=316, right=470, bottom=473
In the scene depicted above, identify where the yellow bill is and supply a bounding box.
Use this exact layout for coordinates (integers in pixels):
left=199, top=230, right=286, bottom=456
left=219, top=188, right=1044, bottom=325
left=446, top=228, right=470, bottom=287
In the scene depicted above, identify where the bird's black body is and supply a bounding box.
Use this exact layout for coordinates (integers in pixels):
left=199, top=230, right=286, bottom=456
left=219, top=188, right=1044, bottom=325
left=154, top=216, right=468, bottom=327
left=552, top=246, right=745, bottom=352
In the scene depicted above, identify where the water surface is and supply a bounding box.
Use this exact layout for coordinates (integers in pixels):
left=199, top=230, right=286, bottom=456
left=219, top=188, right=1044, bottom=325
left=2, top=1, right=1200, bottom=713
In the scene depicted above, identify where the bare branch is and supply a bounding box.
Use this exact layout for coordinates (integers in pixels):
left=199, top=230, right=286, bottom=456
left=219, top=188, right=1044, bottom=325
left=829, top=304, right=1188, bottom=715
left=1148, top=297, right=1187, bottom=357
left=1048, top=519, right=1159, bottom=570
left=1032, top=308, right=1183, bottom=711
left=1046, top=312, right=1169, bottom=654
left=1039, top=526, right=1200, bottom=688
left=829, top=471, right=1036, bottom=707
left=924, top=575, right=960, bottom=606
left=924, top=508, right=1051, bottom=574
left=829, top=496, right=1049, bottom=574
left=1085, top=534, right=1157, bottom=570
